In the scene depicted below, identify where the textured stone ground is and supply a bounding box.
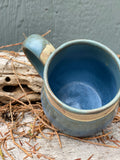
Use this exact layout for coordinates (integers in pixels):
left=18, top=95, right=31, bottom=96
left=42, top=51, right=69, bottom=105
left=0, top=113, right=120, bottom=160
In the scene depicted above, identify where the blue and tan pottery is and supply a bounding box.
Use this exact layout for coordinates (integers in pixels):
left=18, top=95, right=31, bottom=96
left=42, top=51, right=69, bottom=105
left=23, top=34, right=120, bottom=137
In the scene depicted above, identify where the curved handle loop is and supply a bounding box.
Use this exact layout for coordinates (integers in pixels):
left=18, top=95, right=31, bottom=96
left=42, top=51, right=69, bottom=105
left=22, top=34, right=55, bottom=78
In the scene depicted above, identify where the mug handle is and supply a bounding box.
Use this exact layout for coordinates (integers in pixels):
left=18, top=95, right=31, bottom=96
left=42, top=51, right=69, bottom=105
left=22, top=34, right=55, bottom=78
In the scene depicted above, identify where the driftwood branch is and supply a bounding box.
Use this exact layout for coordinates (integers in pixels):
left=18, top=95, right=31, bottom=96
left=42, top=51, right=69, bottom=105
left=0, top=52, right=43, bottom=104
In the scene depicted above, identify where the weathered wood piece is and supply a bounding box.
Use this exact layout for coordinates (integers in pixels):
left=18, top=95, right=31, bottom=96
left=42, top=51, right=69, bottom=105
left=0, top=52, right=43, bottom=104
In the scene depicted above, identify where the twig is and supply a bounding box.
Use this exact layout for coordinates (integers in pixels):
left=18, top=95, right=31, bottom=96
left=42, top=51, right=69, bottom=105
left=87, top=154, right=94, bottom=160
left=58, top=133, right=119, bottom=148
left=32, top=143, right=39, bottom=154
left=2, top=91, right=34, bottom=108
left=19, top=139, right=23, bottom=146
left=11, top=60, right=33, bottom=108
left=0, top=93, right=28, bottom=107
left=10, top=101, right=14, bottom=126
left=11, top=60, right=57, bottom=131
left=2, top=141, right=15, bottom=160
left=0, top=55, right=31, bottom=66
left=32, top=117, right=38, bottom=135
left=10, top=129, right=32, bottom=158
left=7, top=147, right=15, bottom=151
left=39, top=125, right=52, bottom=140
left=25, top=141, right=32, bottom=148
left=23, top=155, right=29, bottom=160
left=55, top=131, right=62, bottom=148
left=0, top=30, right=51, bottom=50
left=83, top=131, right=112, bottom=140
left=109, top=140, right=120, bottom=147
left=0, top=42, right=23, bottom=49
left=0, top=132, right=3, bottom=137
left=37, top=153, right=55, bottom=160
left=0, top=50, right=20, bottom=56
left=41, top=30, right=51, bottom=37
left=36, top=146, right=41, bottom=151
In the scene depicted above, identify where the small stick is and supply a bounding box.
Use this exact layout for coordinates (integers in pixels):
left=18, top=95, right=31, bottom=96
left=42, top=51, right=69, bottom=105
left=23, top=155, right=29, bottom=160
left=7, top=147, right=15, bottom=151
left=41, top=30, right=51, bottom=37
left=2, top=91, right=34, bottom=108
left=36, top=136, right=42, bottom=139
left=110, top=140, right=120, bottom=147
left=0, top=30, right=51, bottom=49
left=39, top=125, right=52, bottom=140
left=113, top=119, right=120, bottom=123
left=107, top=136, right=120, bottom=147
left=37, top=153, right=55, bottom=160
left=32, top=117, right=38, bottom=135
left=25, top=141, right=32, bottom=148
left=4, top=131, right=10, bottom=136
left=36, top=146, right=41, bottom=151
left=0, top=42, right=23, bottom=49
left=2, top=142, right=15, bottom=160
left=17, top=73, right=40, bottom=77
left=1, top=93, right=28, bottom=107
left=4, top=141, right=7, bottom=149
left=10, top=129, right=32, bottom=158
left=83, top=131, right=112, bottom=140
left=12, top=61, right=56, bottom=132
left=112, top=139, right=120, bottom=143
left=0, top=135, right=10, bottom=141
left=0, top=132, right=3, bottom=137
left=19, top=139, right=23, bottom=146
left=99, top=137, right=105, bottom=144
left=58, top=133, right=119, bottom=148
left=11, top=60, right=57, bottom=131
left=32, top=143, right=39, bottom=154
left=0, top=50, right=20, bottom=57
left=12, top=59, right=32, bottom=66
left=55, top=131, right=62, bottom=148
left=37, top=115, right=57, bottom=131
left=10, top=101, right=14, bottom=126
left=0, top=55, right=31, bottom=66
left=87, top=154, right=94, bottom=160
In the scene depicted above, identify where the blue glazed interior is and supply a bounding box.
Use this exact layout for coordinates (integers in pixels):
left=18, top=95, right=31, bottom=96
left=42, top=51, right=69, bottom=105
left=48, top=43, right=119, bottom=110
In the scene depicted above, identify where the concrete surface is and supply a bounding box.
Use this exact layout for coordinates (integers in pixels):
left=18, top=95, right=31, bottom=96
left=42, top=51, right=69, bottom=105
left=0, top=113, right=120, bottom=160
left=0, top=0, right=120, bottom=54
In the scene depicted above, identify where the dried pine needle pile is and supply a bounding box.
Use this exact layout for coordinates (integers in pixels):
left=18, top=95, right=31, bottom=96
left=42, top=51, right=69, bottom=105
left=0, top=31, right=120, bottom=160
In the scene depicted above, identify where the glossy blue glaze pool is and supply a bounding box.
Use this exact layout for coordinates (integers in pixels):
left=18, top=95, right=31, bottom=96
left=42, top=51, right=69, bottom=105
left=48, top=43, right=119, bottom=110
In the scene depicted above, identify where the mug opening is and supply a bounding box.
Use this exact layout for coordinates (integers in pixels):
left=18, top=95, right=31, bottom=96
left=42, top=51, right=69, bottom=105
left=44, top=40, right=120, bottom=113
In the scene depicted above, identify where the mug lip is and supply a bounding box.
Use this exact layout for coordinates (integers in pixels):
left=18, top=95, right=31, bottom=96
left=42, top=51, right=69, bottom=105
left=44, top=39, right=120, bottom=114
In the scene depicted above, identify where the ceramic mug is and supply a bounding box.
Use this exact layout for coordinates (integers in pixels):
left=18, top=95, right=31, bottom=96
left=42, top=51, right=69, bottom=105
left=23, top=35, right=120, bottom=137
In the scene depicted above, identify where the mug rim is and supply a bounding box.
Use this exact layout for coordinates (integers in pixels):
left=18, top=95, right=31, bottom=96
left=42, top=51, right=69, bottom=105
left=44, top=39, right=120, bottom=114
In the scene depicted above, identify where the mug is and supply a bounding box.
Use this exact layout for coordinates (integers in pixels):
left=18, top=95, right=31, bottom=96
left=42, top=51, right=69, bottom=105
left=23, top=34, right=120, bottom=137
